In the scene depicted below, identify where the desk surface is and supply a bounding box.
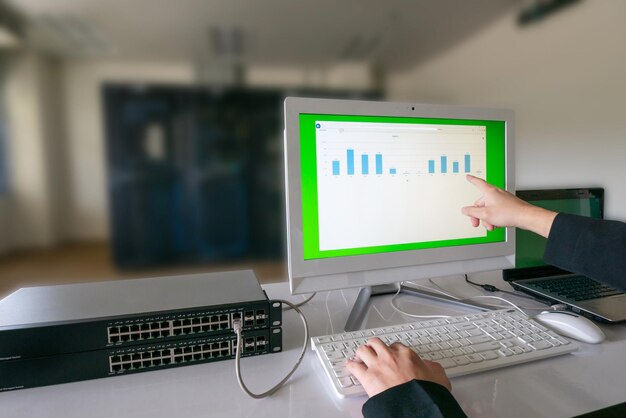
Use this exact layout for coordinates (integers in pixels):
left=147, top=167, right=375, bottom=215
left=1, top=272, right=625, bottom=418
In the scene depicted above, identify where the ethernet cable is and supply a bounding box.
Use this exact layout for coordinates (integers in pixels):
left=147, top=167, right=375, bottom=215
left=232, top=299, right=309, bottom=399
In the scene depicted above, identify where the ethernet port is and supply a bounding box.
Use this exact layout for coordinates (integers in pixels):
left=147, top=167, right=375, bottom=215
left=220, top=314, right=228, bottom=322
left=150, top=331, right=160, bottom=338
left=202, top=344, right=210, bottom=351
left=184, top=354, right=192, bottom=362
left=160, top=330, right=169, bottom=337
left=141, top=352, right=152, bottom=359
left=219, top=323, right=228, bottom=330
left=232, top=312, right=242, bottom=321
left=122, top=363, right=132, bottom=371
left=193, top=353, right=202, bottom=361
left=160, top=321, right=169, bottom=328
left=130, top=333, right=140, bottom=341
left=120, top=326, right=129, bottom=334
left=132, top=353, right=141, bottom=361
left=173, top=328, right=182, bottom=336
left=182, top=319, right=191, bottom=327
left=121, top=334, right=130, bottom=342
left=150, top=322, right=160, bottom=330
left=192, top=318, right=201, bottom=325
left=220, top=349, right=229, bottom=356
left=160, top=350, right=169, bottom=357
left=174, top=356, right=183, bottom=364
left=109, top=326, right=119, bottom=334
left=141, top=323, right=150, bottom=331
left=182, top=326, right=192, bottom=334
left=192, top=326, right=201, bottom=333
left=142, top=360, right=151, bottom=368
left=141, top=332, right=150, bottom=339
left=183, top=347, right=192, bottom=354
left=130, top=324, right=140, bottom=332
left=110, top=335, right=120, bottom=343
left=220, top=341, right=229, bottom=349
left=210, top=323, right=219, bottom=331
left=201, top=325, right=210, bottom=332
left=111, top=355, right=121, bottom=363
left=122, top=354, right=131, bottom=362
left=210, top=315, right=219, bottom=323
left=172, top=320, right=181, bottom=327
left=256, top=337, right=266, bottom=347
left=174, top=348, right=183, bottom=356
left=244, top=311, right=254, bottom=320
left=112, top=364, right=121, bottom=372
left=162, top=357, right=171, bottom=365
left=152, top=359, right=162, bottom=367
left=244, top=319, right=254, bottom=327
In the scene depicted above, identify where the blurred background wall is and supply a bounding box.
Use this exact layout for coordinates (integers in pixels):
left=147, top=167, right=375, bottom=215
left=0, top=0, right=624, bottom=296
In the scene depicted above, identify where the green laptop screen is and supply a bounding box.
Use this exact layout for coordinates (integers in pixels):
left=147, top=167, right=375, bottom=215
left=515, top=196, right=602, bottom=269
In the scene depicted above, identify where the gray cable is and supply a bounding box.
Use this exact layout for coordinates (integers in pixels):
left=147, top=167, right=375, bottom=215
left=282, top=293, right=316, bottom=311
left=233, top=299, right=309, bottom=399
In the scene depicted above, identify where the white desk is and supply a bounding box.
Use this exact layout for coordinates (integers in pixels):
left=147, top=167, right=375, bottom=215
left=1, top=272, right=625, bottom=418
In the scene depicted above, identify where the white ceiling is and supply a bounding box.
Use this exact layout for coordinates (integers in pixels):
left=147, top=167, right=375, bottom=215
left=9, top=0, right=521, bottom=71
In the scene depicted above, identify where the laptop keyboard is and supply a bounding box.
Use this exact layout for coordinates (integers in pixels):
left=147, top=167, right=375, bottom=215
left=526, top=276, right=624, bottom=301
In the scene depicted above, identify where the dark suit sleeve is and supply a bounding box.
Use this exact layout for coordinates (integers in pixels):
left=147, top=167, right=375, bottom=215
left=362, top=380, right=467, bottom=418
left=544, top=213, right=626, bottom=292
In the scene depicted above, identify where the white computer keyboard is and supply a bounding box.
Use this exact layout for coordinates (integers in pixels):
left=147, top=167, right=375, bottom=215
left=311, top=309, right=577, bottom=398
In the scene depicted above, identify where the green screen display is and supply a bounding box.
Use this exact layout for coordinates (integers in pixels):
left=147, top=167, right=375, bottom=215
left=300, top=113, right=507, bottom=260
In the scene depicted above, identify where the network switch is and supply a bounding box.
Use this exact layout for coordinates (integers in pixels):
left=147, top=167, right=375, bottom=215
left=0, top=328, right=281, bottom=392
left=0, top=270, right=282, bottom=391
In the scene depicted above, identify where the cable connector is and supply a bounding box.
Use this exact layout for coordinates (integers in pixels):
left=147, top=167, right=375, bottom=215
left=232, top=319, right=242, bottom=334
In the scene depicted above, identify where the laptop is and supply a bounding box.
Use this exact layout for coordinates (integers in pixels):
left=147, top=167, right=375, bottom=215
left=503, top=187, right=626, bottom=323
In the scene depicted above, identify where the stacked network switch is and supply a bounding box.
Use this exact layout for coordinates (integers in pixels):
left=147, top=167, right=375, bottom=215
left=0, top=270, right=282, bottom=392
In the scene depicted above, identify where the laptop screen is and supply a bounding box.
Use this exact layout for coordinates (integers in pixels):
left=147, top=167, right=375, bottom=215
left=503, top=188, right=604, bottom=280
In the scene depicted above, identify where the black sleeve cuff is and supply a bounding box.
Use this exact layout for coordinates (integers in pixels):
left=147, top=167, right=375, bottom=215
left=362, top=380, right=467, bottom=418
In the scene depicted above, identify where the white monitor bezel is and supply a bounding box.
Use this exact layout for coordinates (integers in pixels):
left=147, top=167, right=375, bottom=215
left=284, top=97, right=515, bottom=294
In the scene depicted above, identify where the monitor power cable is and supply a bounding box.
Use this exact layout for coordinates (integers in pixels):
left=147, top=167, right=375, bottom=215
left=464, top=274, right=534, bottom=299
left=232, top=299, right=309, bottom=399
left=462, top=275, right=568, bottom=311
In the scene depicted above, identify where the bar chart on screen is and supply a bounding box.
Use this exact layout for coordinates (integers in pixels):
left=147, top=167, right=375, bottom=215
left=313, top=120, right=488, bottom=251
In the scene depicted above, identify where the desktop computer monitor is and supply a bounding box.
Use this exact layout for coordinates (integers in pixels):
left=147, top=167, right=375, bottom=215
left=283, top=98, right=515, bottom=324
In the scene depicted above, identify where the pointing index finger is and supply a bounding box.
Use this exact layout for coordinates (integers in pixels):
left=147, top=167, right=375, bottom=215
left=465, top=174, right=490, bottom=191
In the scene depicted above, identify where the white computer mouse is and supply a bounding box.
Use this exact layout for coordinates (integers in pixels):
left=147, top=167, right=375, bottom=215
left=534, top=311, right=605, bottom=344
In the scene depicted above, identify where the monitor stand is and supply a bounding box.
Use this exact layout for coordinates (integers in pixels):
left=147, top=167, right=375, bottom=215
left=344, top=282, right=495, bottom=332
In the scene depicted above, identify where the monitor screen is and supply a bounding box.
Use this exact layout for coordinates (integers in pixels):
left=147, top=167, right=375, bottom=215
left=284, top=98, right=515, bottom=294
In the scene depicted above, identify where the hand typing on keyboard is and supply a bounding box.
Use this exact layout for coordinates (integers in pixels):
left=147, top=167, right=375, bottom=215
left=346, top=337, right=452, bottom=398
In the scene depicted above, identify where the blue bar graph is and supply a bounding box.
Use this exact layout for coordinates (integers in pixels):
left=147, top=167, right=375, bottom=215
left=347, top=149, right=355, bottom=175
left=361, top=154, right=369, bottom=175
left=428, top=160, right=435, bottom=174
left=332, top=160, right=340, bottom=175
left=390, top=168, right=397, bottom=174
left=441, top=156, right=448, bottom=174
left=375, top=154, right=383, bottom=174
left=453, top=161, right=459, bottom=173
left=464, top=154, right=471, bottom=173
